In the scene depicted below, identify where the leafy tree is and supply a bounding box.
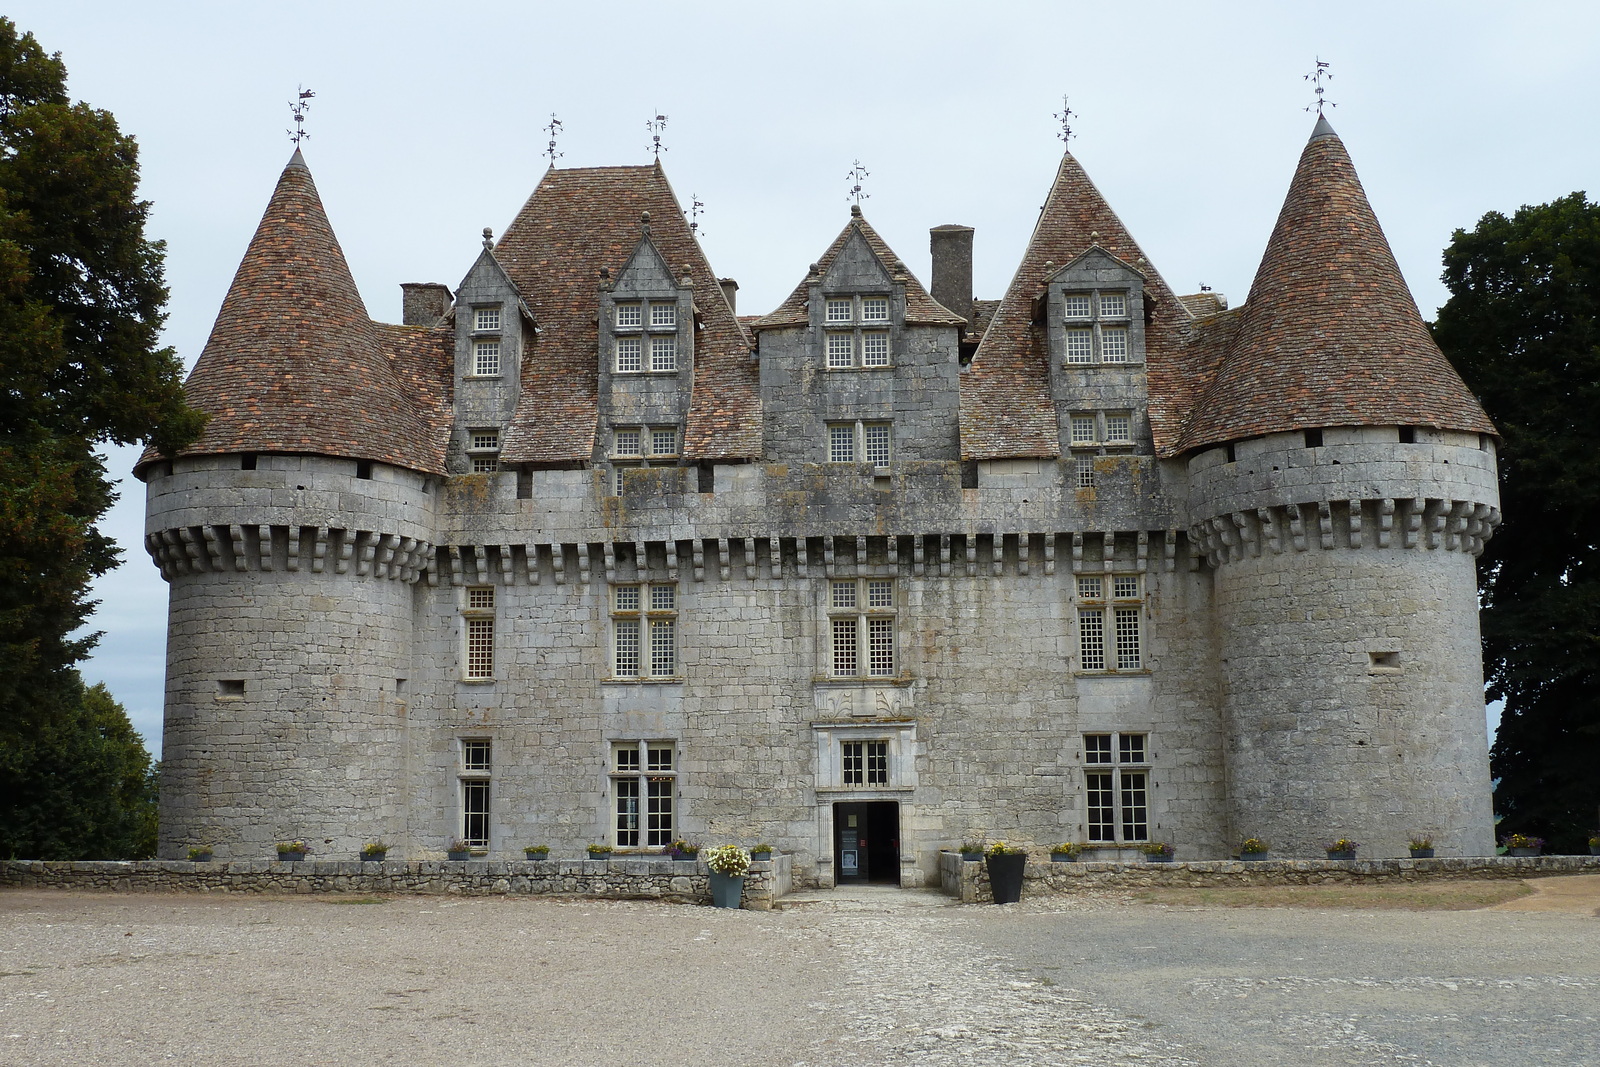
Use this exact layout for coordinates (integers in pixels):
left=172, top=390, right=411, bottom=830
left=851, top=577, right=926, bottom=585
left=1433, top=191, right=1600, bottom=854
left=0, top=19, right=202, bottom=857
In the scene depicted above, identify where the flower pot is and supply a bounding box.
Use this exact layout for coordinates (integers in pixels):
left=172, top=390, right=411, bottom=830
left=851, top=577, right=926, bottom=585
left=959, top=851, right=983, bottom=862
left=709, top=871, right=744, bottom=909
left=190, top=852, right=214, bottom=863
left=1144, top=854, right=1174, bottom=863
left=447, top=850, right=471, bottom=861
left=1409, top=848, right=1434, bottom=859
left=1590, top=845, right=1600, bottom=856
left=361, top=852, right=387, bottom=863
left=587, top=852, right=611, bottom=862
left=1326, top=850, right=1356, bottom=861
left=1508, top=847, right=1541, bottom=857
left=986, top=853, right=1027, bottom=904
left=277, top=851, right=306, bottom=863
left=1049, top=853, right=1077, bottom=863
left=1238, top=853, right=1269, bottom=862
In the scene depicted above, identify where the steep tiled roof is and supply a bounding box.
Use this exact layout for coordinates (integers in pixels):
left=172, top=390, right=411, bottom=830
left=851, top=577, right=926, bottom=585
left=1177, top=119, right=1494, bottom=452
left=494, top=163, right=760, bottom=463
left=141, top=151, right=443, bottom=474
left=754, top=210, right=966, bottom=330
left=1178, top=292, right=1228, bottom=319
left=960, top=153, right=1192, bottom=460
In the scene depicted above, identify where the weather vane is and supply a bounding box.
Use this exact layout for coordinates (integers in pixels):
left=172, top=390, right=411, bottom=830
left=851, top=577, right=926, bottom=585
left=686, top=193, right=705, bottom=238
left=1054, top=95, right=1076, bottom=146
left=542, top=113, right=564, bottom=166
left=846, top=160, right=869, bottom=205
left=646, top=112, right=668, bottom=158
left=1304, top=58, right=1335, bottom=117
left=288, top=86, right=314, bottom=146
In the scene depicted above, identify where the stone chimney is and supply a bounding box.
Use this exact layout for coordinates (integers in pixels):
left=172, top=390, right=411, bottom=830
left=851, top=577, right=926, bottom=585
left=400, top=282, right=452, bottom=325
left=718, top=277, right=739, bottom=316
left=929, top=225, right=974, bottom=324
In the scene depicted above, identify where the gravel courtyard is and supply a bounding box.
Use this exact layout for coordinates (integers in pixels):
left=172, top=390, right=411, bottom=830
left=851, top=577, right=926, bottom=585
left=2, top=878, right=1597, bottom=1066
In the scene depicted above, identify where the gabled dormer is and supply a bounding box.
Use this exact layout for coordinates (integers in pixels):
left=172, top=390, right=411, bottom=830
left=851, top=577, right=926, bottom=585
left=813, top=221, right=902, bottom=371
left=1042, top=246, right=1148, bottom=369
left=450, top=235, right=532, bottom=474
left=596, top=225, right=695, bottom=494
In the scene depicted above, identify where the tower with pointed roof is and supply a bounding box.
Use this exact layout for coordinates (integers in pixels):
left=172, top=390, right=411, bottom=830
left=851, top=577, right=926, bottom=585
left=141, top=118, right=1498, bottom=876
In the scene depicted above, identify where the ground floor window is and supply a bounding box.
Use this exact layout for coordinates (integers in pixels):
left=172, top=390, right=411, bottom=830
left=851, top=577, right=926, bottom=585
left=612, top=740, right=676, bottom=847
left=842, top=740, right=889, bottom=785
left=1083, top=731, right=1149, bottom=842
left=459, top=738, right=491, bottom=848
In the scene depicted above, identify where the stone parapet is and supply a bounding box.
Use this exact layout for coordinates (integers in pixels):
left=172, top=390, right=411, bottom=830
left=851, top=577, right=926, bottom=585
left=938, top=851, right=1600, bottom=903
left=2, top=855, right=791, bottom=911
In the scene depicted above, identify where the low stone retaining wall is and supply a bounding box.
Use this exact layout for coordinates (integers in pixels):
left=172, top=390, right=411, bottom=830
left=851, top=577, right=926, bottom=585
left=1, top=854, right=793, bottom=910
left=939, top=851, right=1600, bottom=904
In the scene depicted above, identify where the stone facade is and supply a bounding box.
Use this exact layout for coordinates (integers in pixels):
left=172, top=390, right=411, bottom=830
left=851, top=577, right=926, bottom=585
left=140, top=119, right=1501, bottom=885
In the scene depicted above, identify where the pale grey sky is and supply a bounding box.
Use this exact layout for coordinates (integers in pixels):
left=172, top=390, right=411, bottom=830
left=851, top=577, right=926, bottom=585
left=14, top=1, right=1596, bottom=755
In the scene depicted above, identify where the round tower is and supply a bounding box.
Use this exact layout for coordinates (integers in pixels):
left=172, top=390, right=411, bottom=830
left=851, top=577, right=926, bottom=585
left=138, top=152, right=444, bottom=860
left=1180, top=119, right=1500, bottom=858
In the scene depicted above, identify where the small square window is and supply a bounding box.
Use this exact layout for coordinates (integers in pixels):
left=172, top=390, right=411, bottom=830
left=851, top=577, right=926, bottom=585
left=1102, top=327, right=1128, bottom=363
left=861, top=298, right=889, bottom=323
left=471, top=456, right=500, bottom=473
left=650, top=303, right=677, bottom=328
left=1077, top=576, right=1103, bottom=600
left=826, top=332, right=855, bottom=368
left=651, top=428, right=678, bottom=456
left=616, top=337, right=642, bottom=373
left=1113, top=575, right=1140, bottom=599
left=867, top=580, right=893, bottom=607
left=1084, top=733, right=1113, bottom=763
left=474, top=306, right=501, bottom=332
left=474, top=340, right=501, bottom=376
left=1106, top=414, right=1132, bottom=443
left=462, top=739, right=492, bottom=772
left=825, top=299, right=852, bottom=323
left=830, top=424, right=855, bottom=463
left=1099, top=292, right=1127, bottom=318
left=615, top=746, right=641, bottom=773
left=470, top=430, right=499, bottom=451
left=650, top=335, right=677, bottom=372
left=647, top=745, right=674, bottom=772
left=1071, top=415, right=1096, bottom=444
left=616, top=303, right=642, bottom=327
left=1065, top=328, right=1093, bottom=363
left=650, top=584, right=675, bottom=611
left=467, top=586, right=495, bottom=610
left=831, top=580, right=858, bottom=609
left=1063, top=295, right=1091, bottom=320
left=614, top=430, right=641, bottom=456
left=1118, top=732, right=1146, bottom=764
left=861, top=332, right=890, bottom=367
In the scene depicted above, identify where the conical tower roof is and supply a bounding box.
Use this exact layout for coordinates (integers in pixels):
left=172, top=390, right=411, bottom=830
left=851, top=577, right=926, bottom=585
left=149, top=150, right=439, bottom=473
left=1178, top=119, right=1494, bottom=451
left=961, top=151, right=1192, bottom=459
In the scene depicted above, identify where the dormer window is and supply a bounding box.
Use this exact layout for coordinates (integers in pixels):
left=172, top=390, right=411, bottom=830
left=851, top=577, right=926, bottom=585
left=1060, top=289, right=1131, bottom=365
left=651, top=334, right=677, bottom=372
left=649, top=302, right=676, bottom=328
left=473, top=305, right=502, bottom=332
left=616, top=303, right=642, bottom=327
left=610, top=425, right=680, bottom=494
left=473, top=339, right=501, bottom=376
left=468, top=428, right=501, bottom=472
left=610, top=298, right=682, bottom=374
left=822, top=294, right=893, bottom=370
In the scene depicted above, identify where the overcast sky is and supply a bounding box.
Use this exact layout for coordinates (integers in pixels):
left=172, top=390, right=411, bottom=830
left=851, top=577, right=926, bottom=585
left=15, top=1, right=1597, bottom=756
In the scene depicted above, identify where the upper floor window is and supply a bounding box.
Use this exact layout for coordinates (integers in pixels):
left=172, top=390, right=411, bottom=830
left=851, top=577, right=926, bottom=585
left=473, top=340, right=501, bottom=376
left=829, top=578, right=896, bottom=678
left=842, top=740, right=889, bottom=785
left=611, top=425, right=679, bottom=494
left=1062, top=289, right=1131, bottom=365
left=822, top=294, right=893, bottom=370
left=612, top=300, right=681, bottom=373
left=473, top=305, right=502, bottom=332
left=463, top=586, right=495, bottom=680
left=468, top=428, right=501, bottom=473
left=616, top=303, right=643, bottom=327
left=1068, top=411, right=1136, bottom=450
left=828, top=421, right=891, bottom=469
left=613, top=583, right=678, bottom=679
left=1076, top=574, right=1143, bottom=672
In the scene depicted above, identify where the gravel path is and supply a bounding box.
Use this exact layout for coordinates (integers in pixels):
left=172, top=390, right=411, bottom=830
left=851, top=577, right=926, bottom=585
left=3, top=880, right=1597, bottom=1066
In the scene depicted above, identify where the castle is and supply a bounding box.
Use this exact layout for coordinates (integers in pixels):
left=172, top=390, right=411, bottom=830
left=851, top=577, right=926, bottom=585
left=140, top=116, right=1501, bottom=884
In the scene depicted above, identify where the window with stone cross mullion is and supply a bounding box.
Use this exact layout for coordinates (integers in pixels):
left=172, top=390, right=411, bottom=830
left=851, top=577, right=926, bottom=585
left=829, top=578, right=896, bottom=677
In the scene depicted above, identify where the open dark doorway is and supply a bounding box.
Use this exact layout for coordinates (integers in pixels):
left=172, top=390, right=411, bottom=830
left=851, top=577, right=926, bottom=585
left=833, top=801, right=899, bottom=884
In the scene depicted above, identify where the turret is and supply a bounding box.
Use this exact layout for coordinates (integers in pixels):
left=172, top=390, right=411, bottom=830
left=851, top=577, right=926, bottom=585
left=138, top=151, right=446, bottom=860
left=1181, top=119, right=1500, bottom=857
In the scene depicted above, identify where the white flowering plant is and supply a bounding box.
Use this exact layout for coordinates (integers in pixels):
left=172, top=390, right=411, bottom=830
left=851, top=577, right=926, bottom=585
left=704, top=844, right=750, bottom=876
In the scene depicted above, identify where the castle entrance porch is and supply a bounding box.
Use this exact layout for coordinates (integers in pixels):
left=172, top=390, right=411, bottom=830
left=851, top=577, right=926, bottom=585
left=832, top=801, right=899, bottom=884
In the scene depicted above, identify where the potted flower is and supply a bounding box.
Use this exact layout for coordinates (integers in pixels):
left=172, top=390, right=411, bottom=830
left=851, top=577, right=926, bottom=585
left=957, top=839, right=985, bottom=862
left=1501, top=833, right=1544, bottom=858
left=360, top=841, right=389, bottom=862
left=187, top=845, right=214, bottom=863
left=1324, top=838, right=1359, bottom=861
left=705, top=844, right=750, bottom=909
left=446, top=839, right=473, bottom=861
left=1589, top=834, right=1600, bottom=857
left=985, top=841, right=1028, bottom=904
left=665, top=839, right=699, bottom=861
left=750, top=843, right=774, bottom=863
left=1237, top=837, right=1270, bottom=861
left=1140, top=841, right=1175, bottom=863
left=1048, top=842, right=1083, bottom=863
left=276, top=840, right=309, bottom=862
left=1408, top=835, right=1435, bottom=859
left=586, top=843, right=613, bottom=860
left=523, top=845, right=550, bottom=860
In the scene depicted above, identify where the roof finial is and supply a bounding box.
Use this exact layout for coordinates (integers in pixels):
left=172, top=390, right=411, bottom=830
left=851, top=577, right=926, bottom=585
left=542, top=113, right=564, bottom=167
left=846, top=160, right=870, bottom=205
left=685, top=193, right=706, bottom=238
left=640, top=209, right=651, bottom=235
left=482, top=227, right=493, bottom=251
left=287, top=85, right=314, bottom=146
left=1304, top=57, right=1336, bottom=117
left=646, top=112, right=668, bottom=159
left=1054, top=95, right=1076, bottom=149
